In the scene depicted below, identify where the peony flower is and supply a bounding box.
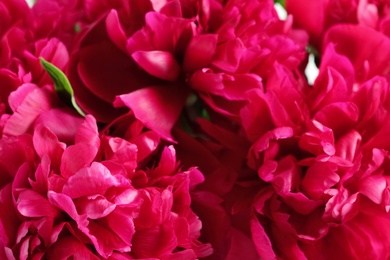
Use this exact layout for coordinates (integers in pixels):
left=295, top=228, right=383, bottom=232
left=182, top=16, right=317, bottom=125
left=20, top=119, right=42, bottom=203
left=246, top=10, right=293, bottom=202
left=233, top=41, right=390, bottom=258
left=0, top=110, right=212, bottom=259
left=63, top=0, right=307, bottom=141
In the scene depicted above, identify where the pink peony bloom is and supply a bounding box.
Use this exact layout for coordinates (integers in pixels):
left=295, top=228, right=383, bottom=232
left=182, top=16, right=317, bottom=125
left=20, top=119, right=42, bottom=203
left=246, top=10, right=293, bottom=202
left=64, top=0, right=307, bottom=141
left=3, top=0, right=390, bottom=259
left=236, top=42, right=390, bottom=258
left=0, top=112, right=212, bottom=259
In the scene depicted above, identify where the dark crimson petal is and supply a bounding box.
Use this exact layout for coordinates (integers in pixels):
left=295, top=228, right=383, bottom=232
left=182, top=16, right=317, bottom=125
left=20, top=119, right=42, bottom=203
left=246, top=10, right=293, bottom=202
left=114, top=84, right=189, bottom=142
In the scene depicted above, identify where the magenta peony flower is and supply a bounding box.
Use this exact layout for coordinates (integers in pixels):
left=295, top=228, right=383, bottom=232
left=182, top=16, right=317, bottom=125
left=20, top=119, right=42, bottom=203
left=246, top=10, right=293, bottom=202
left=63, top=0, right=307, bottom=141
left=232, top=41, right=390, bottom=258
left=0, top=101, right=211, bottom=258
left=3, top=0, right=390, bottom=259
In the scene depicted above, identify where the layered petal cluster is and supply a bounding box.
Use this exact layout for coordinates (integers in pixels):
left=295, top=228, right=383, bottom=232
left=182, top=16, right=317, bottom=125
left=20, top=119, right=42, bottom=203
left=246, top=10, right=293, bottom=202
left=286, top=0, right=388, bottom=48
left=64, top=0, right=307, bottom=141
left=2, top=0, right=390, bottom=259
left=0, top=90, right=211, bottom=259
left=209, top=39, right=390, bottom=258
left=0, top=0, right=72, bottom=112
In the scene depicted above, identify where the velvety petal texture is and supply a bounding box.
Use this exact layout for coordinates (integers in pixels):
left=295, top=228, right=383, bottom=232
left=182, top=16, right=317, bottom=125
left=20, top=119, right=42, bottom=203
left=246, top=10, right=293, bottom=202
left=0, top=111, right=211, bottom=258
left=2, top=0, right=390, bottom=259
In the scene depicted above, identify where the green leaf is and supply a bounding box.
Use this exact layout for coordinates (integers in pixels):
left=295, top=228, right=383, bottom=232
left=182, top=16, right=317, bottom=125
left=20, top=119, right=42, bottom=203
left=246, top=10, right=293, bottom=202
left=40, top=57, right=86, bottom=117
left=274, top=0, right=286, bottom=8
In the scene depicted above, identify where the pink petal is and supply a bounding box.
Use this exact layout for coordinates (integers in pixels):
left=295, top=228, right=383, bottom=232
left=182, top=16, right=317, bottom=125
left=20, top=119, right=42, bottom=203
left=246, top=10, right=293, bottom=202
left=266, top=64, right=308, bottom=124
left=131, top=50, right=180, bottom=81
left=241, top=89, right=293, bottom=142
left=17, top=190, right=59, bottom=218
left=7, top=83, right=35, bottom=113
left=47, top=191, right=88, bottom=226
left=189, top=69, right=225, bottom=92
left=135, top=189, right=171, bottom=229
left=131, top=224, right=177, bottom=258
left=310, top=67, right=350, bottom=112
left=323, top=24, right=390, bottom=81
left=47, top=236, right=100, bottom=260
left=359, top=175, right=386, bottom=204
left=60, top=143, right=98, bottom=179
left=12, top=163, right=34, bottom=199
left=299, top=120, right=336, bottom=156
left=0, top=184, right=19, bottom=246
left=35, top=108, right=84, bottom=145
left=280, top=192, right=323, bottom=215
left=114, top=84, right=188, bottom=142
left=0, top=135, right=35, bottom=184
left=335, top=130, right=362, bottom=162
left=159, top=0, right=182, bottom=17
left=251, top=127, right=294, bottom=153
left=131, top=131, right=160, bottom=162
left=28, top=38, right=69, bottom=85
left=85, top=221, right=131, bottom=257
left=219, top=73, right=263, bottom=101
left=314, top=102, right=359, bottom=137
left=4, top=85, right=58, bottom=136
left=212, top=38, right=244, bottom=73
left=75, top=115, right=100, bottom=148
left=33, top=124, right=65, bottom=171
left=142, top=12, right=193, bottom=52
left=101, top=137, right=138, bottom=175
left=250, top=218, right=276, bottom=259
left=149, top=145, right=177, bottom=177
left=183, top=34, right=218, bottom=73
left=187, top=167, right=205, bottom=190
left=353, top=76, right=387, bottom=128
left=0, top=69, right=21, bottom=108
left=317, top=43, right=355, bottom=89
left=357, top=0, right=378, bottom=28
left=106, top=9, right=127, bottom=52
left=285, top=0, right=325, bottom=47
left=38, top=38, right=69, bottom=72
left=103, top=209, right=136, bottom=247
left=301, top=162, right=340, bottom=200
left=105, top=137, right=137, bottom=163
left=0, top=246, right=15, bottom=260
left=107, top=187, right=139, bottom=206
left=62, top=162, right=120, bottom=198
left=74, top=196, right=116, bottom=219
left=29, top=155, right=50, bottom=194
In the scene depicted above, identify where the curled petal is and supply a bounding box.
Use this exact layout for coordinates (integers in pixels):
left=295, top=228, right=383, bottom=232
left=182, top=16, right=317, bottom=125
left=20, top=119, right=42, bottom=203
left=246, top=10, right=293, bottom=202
left=114, top=84, right=188, bottom=142
left=132, top=50, right=180, bottom=81
left=62, top=162, right=121, bottom=198
left=106, top=9, right=127, bottom=52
